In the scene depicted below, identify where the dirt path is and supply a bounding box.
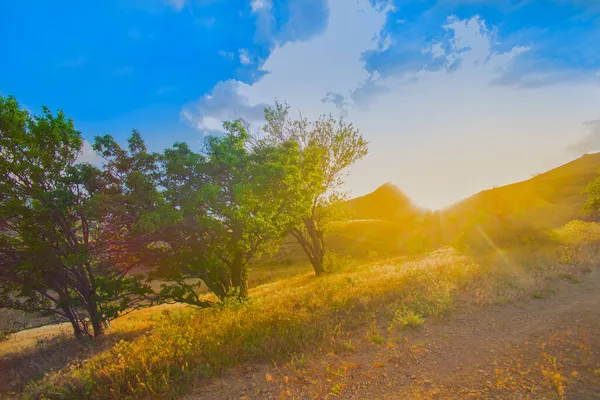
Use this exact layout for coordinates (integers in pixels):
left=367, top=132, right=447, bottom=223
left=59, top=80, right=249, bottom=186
left=188, top=267, right=600, bottom=399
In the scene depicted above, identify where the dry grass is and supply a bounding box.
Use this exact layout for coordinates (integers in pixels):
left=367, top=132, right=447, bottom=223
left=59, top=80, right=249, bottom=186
left=2, top=220, right=599, bottom=399
left=22, top=248, right=476, bottom=399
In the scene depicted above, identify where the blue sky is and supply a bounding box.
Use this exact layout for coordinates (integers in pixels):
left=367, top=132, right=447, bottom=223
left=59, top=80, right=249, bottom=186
left=1, top=0, right=600, bottom=208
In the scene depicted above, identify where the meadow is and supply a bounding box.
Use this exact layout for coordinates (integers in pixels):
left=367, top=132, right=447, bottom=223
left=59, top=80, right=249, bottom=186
left=2, top=219, right=599, bottom=399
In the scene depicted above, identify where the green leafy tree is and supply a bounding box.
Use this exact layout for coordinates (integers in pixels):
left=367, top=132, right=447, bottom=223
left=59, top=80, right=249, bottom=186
left=263, top=102, right=369, bottom=275
left=151, top=120, right=308, bottom=303
left=0, top=96, right=154, bottom=338
left=584, top=170, right=600, bottom=216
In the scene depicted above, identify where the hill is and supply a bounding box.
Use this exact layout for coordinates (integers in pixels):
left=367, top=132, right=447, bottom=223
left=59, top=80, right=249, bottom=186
left=256, top=153, right=600, bottom=272
left=344, top=182, right=417, bottom=221
left=440, top=153, right=600, bottom=246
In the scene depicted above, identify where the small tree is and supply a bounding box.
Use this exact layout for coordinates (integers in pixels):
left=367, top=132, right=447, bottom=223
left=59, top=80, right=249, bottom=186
left=584, top=169, right=600, bottom=217
left=263, top=102, right=368, bottom=275
left=151, top=120, right=308, bottom=303
left=0, top=96, right=154, bottom=338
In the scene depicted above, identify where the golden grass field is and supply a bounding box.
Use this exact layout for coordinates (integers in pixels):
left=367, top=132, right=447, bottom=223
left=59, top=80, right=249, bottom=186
left=2, top=219, right=599, bottom=399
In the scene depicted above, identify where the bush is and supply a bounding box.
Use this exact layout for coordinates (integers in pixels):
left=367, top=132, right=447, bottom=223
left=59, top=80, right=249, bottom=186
left=389, top=308, right=425, bottom=331
left=550, top=220, right=600, bottom=245
left=367, top=249, right=379, bottom=261
left=323, top=252, right=357, bottom=273
left=0, top=329, right=12, bottom=343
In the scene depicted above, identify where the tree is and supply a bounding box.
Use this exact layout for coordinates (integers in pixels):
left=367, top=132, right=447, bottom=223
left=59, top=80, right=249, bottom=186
left=263, top=102, right=369, bottom=275
left=0, top=96, right=154, bottom=338
left=584, top=170, right=600, bottom=217
left=151, top=120, right=308, bottom=303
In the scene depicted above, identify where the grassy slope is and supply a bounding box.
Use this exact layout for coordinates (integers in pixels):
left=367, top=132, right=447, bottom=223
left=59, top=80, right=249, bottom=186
left=19, top=220, right=600, bottom=399
left=442, top=153, right=600, bottom=229
left=343, top=182, right=415, bottom=221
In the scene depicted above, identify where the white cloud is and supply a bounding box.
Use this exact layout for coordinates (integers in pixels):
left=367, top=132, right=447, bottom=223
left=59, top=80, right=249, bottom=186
left=239, top=48, right=252, bottom=65
left=251, top=0, right=271, bottom=13
left=218, top=50, right=235, bottom=59
left=165, top=0, right=186, bottom=11
left=181, top=80, right=269, bottom=133
left=568, top=119, right=600, bottom=155
left=427, top=43, right=446, bottom=59
left=250, top=0, right=274, bottom=42
left=182, top=1, right=600, bottom=209
left=77, top=141, right=103, bottom=165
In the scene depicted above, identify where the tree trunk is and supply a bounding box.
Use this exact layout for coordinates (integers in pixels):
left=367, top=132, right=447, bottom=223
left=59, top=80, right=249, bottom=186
left=67, top=316, right=84, bottom=338
left=61, top=305, right=85, bottom=338
left=89, top=310, right=104, bottom=337
left=230, top=253, right=248, bottom=299
left=292, top=218, right=326, bottom=276
left=199, top=267, right=229, bottom=301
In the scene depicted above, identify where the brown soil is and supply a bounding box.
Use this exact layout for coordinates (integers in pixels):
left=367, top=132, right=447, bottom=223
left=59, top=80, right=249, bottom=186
left=186, top=268, right=600, bottom=399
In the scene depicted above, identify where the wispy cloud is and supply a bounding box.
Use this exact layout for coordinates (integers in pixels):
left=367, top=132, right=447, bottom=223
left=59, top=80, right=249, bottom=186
left=250, top=0, right=274, bottom=42
left=239, top=48, right=252, bottom=65
left=251, top=0, right=271, bottom=13
left=218, top=50, right=235, bottom=60
left=568, top=119, right=600, bottom=155
left=181, top=80, right=269, bottom=133
left=165, top=0, right=186, bottom=11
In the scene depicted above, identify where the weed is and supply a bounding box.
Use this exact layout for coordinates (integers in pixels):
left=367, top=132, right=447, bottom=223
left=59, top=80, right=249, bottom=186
left=389, top=308, right=425, bottom=331
left=558, top=273, right=581, bottom=284
left=540, top=354, right=566, bottom=399
left=330, top=383, right=342, bottom=395
left=532, top=288, right=555, bottom=299
left=367, top=324, right=386, bottom=345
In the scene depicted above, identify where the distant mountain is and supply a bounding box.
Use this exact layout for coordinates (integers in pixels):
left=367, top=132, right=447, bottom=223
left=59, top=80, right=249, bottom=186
left=341, top=153, right=600, bottom=250
left=442, top=153, right=600, bottom=229
left=344, top=182, right=418, bottom=221
left=265, top=153, right=600, bottom=264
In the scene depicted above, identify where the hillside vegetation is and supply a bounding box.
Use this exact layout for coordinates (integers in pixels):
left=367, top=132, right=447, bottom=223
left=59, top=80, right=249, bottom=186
left=9, top=220, right=600, bottom=399
left=441, top=153, right=600, bottom=246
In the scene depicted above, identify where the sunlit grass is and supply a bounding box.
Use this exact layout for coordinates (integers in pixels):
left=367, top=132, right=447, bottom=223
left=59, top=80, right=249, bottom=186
left=25, top=248, right=478, bottom=399
left=14, top=220, right=600, bottom=399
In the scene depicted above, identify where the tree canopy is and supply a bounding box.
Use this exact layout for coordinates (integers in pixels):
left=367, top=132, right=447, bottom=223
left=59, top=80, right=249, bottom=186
left=0, top=94, right=368, bottom=338
left=0, top=96, right=155, bottom=337
left=150, top=119, right=311, bottom=303
left=263, top=102, right=369, bottom=275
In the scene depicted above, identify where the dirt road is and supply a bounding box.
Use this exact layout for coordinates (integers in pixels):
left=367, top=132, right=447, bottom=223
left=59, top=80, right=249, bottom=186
left=190, top=268, right=600, bottom=399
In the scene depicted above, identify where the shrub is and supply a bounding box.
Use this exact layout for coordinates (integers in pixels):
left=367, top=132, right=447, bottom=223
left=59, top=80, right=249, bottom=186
left=389, top=308, right=425, bottom=331
left=550, top=220, right=600, bottom=245
left=323, top=252, right=357, bottom=273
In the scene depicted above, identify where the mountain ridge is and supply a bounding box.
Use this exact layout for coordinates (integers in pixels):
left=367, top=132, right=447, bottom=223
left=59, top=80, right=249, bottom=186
left=347, top=153, right=600, bottom=226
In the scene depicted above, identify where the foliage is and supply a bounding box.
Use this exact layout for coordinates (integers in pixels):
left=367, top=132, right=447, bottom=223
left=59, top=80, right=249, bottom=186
left=322, top=252, right=357, bottom=273
left=389, top=307, right=425, bottom=330
left=263, top=101, right=369, bottom=275
left=583, top=169, right=600, bottom=215
left=551, top=220, right=600, bottom=245
left=0, top=96, right=153, bottom=338
left=150, top=119, right=310, bottom=302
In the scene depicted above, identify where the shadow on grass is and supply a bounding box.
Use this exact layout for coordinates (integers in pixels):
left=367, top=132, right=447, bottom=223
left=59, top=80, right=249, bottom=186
left=0, top=326, right=153, bottom=395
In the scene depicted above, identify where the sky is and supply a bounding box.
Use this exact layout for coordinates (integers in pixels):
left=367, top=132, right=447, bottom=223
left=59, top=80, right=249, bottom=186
left=1, top=0, right=600, bottom=210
